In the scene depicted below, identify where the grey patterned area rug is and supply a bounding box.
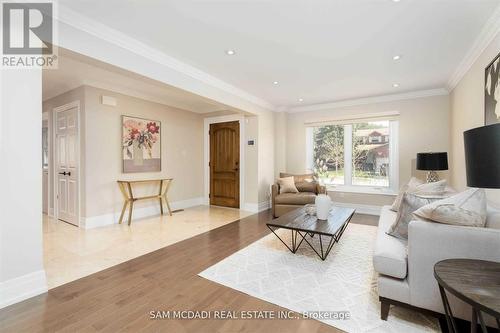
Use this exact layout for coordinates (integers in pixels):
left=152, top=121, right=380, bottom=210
left=199, top=223, right=440, bottom=332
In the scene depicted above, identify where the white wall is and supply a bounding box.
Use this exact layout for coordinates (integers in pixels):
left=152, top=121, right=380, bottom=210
left=450, top=32, right=500, bottom=207
left=244, top=116, right=259, bottom=206
left=274, top=112, right=287, bottom=178
left=258, top=112, right=275, bottom=207
left=83, top=86, right=204, bottom=220
left=0, top=69, right=47, bottom=308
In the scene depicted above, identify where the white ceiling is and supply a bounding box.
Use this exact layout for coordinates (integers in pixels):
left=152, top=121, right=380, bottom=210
left=58, top=0, right=499, bottom=108
left=43, top=49, right=236, bottom=114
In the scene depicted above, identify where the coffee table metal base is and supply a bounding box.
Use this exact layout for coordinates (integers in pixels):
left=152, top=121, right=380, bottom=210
left=267, top=219, right=350, bottom=261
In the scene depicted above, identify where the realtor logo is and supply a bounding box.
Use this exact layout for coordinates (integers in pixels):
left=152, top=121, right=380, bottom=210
left=2, top=1, right=57, bottom=68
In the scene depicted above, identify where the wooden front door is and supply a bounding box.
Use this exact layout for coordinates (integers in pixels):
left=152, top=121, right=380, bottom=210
left=210, top=121, right=240, bottom=208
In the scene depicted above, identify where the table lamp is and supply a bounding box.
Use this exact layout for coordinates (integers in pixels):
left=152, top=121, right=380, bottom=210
left=417, top=152, right=448, bottom=183
left=464, top=123, right=500, bottom=189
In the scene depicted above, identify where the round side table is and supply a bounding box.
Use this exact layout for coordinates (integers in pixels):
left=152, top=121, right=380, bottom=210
left=434, top=259, right=500, bottom=333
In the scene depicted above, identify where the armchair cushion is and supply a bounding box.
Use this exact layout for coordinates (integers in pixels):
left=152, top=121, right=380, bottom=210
left=274, top=192, right=317, bottom=205
left=277, top=176, right=299, bottom=194
left=295, top=181, right=318, bottom=193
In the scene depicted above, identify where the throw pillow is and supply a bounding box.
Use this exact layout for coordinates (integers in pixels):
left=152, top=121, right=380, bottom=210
left=390, top=178, right=447, bottom=212
left=387, top=193, right=441, bottom=239
left=413, top=188, right=487, bottom=227
left=277, top=176, right=299, bottom=194
left=295, top=181, right=317, bottom=193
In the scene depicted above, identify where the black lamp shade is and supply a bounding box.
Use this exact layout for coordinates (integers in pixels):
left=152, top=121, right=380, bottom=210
left=416, top=152, right=448, bottom=171
left=464, top=123, right=500, bottom=189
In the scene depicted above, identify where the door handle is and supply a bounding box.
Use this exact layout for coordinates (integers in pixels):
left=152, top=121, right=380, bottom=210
left=58, top=172, right=67, bottom=175
left=233, top=168, right=239, bottom=171
left=67, top=172, right=71, bottom=176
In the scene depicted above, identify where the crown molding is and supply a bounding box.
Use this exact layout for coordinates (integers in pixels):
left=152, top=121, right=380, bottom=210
left=55, top=5, right=275, bottom=112
left=285, top=88, right=449, bottom=113
left=446, top=4, right=500, bottom=91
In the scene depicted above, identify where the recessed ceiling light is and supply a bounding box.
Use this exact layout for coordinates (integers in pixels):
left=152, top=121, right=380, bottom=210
left=393, top=55, right=401, bottom=60
left=273, top=81, right=279, bottom=85
left=393, top=83, right=400, bottom=88
left=298, top=98, right=304, bottom=102
left=392, top=0, right=401, bottom=2
left=225, top=49, right=236, bottom=55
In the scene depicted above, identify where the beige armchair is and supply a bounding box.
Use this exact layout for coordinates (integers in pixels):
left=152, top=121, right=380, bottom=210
left=271, top=173, right=326, bottom=217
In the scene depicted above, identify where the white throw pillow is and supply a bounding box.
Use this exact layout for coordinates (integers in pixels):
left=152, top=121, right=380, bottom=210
left=413, top=188, right=487, bottom=227
left=277, top=176, right=299, bottom=194
left=390, top=178, right=447, bottom=212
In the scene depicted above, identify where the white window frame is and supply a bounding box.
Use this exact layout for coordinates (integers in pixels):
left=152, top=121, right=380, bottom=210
left=307, top=120, right=399, bottom=195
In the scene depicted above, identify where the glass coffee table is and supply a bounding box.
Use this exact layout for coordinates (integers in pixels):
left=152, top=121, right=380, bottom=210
left=266, top=206, right=355, bottom=260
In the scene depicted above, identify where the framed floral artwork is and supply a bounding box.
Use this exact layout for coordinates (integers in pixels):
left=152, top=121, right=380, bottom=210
left=485, top=51, right=500, bottom=125
left=122, top=116, right=161, bottom=173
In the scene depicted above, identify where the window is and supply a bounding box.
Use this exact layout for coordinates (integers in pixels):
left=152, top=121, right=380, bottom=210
left=307, top=120, right=398, bottom=192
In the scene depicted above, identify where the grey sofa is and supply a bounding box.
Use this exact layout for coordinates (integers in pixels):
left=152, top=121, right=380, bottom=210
left=373, top=205, right=500, bottom=323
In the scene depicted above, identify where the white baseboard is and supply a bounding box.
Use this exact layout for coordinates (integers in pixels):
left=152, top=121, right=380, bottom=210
left=243, top=203, right=258, bottom=212
left=0, top=270, right=47, bottom=309
left=332, top=202, right=381, bottom=216
left=258, top=200, right=271, bottom=212
left=243, top=200, right=271, bottom=213
left=82, top=197, right=205, bottom=229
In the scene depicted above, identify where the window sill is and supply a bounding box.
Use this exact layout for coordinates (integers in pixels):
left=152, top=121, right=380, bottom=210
left=326, top=185, right=397, bottom=196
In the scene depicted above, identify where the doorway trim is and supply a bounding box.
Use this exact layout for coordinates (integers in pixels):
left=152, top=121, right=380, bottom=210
left=203, top=115, right=245, bottom=209
left=52, top=100, right=81, bottom=227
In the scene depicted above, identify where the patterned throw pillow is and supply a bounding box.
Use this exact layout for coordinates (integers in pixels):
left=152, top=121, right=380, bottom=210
left=387, top=193, right=441, bottom=239
left=390, top=178, right=447, bottom=212
left=413, top=188, right=487, bottom=227
left=277, top=176, right=299, bottom=194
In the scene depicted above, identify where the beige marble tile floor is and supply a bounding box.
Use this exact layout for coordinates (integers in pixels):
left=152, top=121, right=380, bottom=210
left=43, top=205, right=252, bottom=289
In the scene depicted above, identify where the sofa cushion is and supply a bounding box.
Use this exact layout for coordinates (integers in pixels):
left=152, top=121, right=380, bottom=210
left=390, top=178, right=447, bottom=212
left=486, top=208, right=500, bottom=229
left=414, top=188, right=488, bottom=227
left=388, top=193, right=441, bottom=239
left=274, top=192, right=316, bottom=205
left=373, top=206, right=408, bottom=279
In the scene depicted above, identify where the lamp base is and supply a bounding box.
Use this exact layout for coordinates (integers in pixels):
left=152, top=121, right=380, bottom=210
left=426, top=171, right=439, bottom=183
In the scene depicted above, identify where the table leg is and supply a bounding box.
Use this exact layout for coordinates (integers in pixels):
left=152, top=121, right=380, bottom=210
left=438, top=285, right=458, bottom=333
left=470, top=308, right=477, bottom=333
left=164, top=196, right=172, bottom=216
left=158, top=180, right=164, bottom=215
left=127, top=201, right=134, bottom=226
left=266, top=226, right=306, bottom=254
left=118, top=201, right=128, bottom=224
left=476, top=310, right=488, bottom=333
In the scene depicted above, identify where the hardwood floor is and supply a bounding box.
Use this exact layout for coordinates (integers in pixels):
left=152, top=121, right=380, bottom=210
left=0, top=210, right=378, bottom=333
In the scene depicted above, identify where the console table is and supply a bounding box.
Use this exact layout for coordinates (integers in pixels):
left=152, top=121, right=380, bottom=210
left=117, top=178, right=173, bottom=225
